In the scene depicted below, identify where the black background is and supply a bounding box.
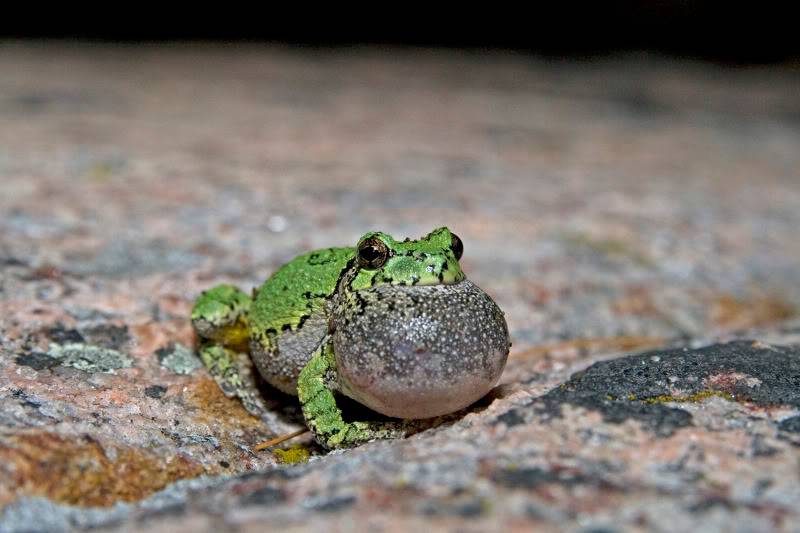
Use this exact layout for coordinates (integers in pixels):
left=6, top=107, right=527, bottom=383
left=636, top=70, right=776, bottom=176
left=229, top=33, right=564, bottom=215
left=1, top=4, right=797, bottom=64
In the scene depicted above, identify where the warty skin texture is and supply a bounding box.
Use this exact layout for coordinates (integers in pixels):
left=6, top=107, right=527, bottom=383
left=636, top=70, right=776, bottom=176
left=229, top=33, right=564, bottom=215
left=331, top=280, right=510, bottom=419
left=192, top=227, right=510, bottom=447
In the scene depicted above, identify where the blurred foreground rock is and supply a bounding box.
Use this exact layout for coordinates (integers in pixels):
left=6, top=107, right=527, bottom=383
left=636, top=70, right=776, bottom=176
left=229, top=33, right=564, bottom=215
left=0, top=44, right=799, bottom=531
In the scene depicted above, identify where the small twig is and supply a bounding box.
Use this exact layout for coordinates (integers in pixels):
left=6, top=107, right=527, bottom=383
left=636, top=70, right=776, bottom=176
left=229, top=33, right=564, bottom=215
left=253, top=428, right=310, bottom=451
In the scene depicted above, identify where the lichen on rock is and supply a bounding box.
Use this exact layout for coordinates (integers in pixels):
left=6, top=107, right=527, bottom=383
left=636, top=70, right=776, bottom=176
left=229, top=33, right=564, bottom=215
left=46, top=343, right=133, bottom=374
left=156, top=343, right=203, bottom=375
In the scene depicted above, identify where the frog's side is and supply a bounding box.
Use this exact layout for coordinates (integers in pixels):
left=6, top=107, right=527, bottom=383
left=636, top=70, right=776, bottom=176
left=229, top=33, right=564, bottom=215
left=191, top=227, right=510, bottom=449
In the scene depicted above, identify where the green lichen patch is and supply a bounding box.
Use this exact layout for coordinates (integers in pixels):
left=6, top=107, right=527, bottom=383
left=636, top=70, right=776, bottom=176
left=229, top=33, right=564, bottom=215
left=156, top=343, right=203, bottom=375
left=46, top=343, right=133, bottom=373
left=640, top=390, right=736, bottom=404
left=272, top=445, right=311, bottom=464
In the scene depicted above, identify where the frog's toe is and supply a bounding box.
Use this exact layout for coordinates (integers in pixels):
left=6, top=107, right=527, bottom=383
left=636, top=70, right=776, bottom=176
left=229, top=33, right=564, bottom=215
left=191, top=284, right=251, bottom=347
left=198, top=343, right=267, bottom=416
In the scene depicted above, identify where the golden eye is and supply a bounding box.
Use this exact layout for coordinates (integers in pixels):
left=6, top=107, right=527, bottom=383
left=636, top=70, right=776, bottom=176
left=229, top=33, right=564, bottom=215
left=357, top=237, right=389, bottom=269
left=450, top=233, right=463, bottom=260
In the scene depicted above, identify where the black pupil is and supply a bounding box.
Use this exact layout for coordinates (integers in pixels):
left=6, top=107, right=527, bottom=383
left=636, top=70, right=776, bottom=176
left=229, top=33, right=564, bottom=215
left=360, top=245, right=382, bottom=262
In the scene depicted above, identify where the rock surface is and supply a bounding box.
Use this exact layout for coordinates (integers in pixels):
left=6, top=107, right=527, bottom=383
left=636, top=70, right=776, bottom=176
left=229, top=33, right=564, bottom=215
left=0, top=43, right=799, bottom=531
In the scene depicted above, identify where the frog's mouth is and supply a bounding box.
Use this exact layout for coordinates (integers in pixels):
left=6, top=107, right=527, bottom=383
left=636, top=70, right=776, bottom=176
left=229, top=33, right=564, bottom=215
left=331, top=280, right=510, bottom=419
left=349, top=256, right=466, bottom=291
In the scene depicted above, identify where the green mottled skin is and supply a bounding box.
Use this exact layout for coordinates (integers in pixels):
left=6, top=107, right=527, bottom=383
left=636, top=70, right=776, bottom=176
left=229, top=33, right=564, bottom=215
left=191, top=227, right=466, bottom=449
left=297, top=342, right=406, bottom=448
left=249, top=247, right=352, bottom=350
left=250, top=228, right=464, bottom=353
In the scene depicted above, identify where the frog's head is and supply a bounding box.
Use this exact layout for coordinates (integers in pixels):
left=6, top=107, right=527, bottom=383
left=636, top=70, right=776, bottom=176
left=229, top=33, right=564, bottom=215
left=349, top=227, right=466, bottom=292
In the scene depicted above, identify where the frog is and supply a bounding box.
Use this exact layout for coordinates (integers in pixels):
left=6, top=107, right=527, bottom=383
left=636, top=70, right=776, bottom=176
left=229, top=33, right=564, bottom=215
left=191, top=227, right=510, bottom=449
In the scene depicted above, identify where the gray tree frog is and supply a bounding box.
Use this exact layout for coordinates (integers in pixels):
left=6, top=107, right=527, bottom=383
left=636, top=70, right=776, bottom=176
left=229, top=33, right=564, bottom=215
left=191, top=227, right=510, bottom=449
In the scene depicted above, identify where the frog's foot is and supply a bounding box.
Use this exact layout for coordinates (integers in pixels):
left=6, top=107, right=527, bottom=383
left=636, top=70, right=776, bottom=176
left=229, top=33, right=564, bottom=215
left=192, top=284, right=264, bottom=416
left=191, top=284, right=251, bottom=352
left=198, top=343, right=267, bottom=416
left=298, top=341, right=416, bottom=449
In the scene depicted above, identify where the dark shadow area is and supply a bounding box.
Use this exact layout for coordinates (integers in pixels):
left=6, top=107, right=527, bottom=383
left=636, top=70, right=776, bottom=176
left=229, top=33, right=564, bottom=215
left=251, top=369, right=308, bottom=427
left=2, top=4, right=798, bottom=64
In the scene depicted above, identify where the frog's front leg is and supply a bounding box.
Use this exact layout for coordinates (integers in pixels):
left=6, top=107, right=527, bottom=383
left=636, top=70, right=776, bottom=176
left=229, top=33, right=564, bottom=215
left=298, top=339, right=411, bottom=449
left=191, top=284, right=265, bottom=416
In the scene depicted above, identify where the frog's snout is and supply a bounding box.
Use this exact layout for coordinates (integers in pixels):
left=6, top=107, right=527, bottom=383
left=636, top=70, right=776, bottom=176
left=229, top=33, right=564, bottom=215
left=332, top=280, right=510, bottom=419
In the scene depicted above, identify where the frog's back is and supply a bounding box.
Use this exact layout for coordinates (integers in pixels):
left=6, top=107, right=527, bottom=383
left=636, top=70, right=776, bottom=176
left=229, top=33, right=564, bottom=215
left=249, top=246, right=354, bottom=393
left=251, top=247, right=354, bottom=334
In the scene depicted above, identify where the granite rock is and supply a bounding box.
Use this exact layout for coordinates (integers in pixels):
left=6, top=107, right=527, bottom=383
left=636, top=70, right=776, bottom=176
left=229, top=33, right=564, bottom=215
left=1, top=43, right=799, bottom=531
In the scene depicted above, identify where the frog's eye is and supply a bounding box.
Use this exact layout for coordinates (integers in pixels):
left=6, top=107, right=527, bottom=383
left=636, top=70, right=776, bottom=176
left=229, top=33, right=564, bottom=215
left=450, top=233, right=464, bottom=260
left=357, top=237, right=389, bottom=269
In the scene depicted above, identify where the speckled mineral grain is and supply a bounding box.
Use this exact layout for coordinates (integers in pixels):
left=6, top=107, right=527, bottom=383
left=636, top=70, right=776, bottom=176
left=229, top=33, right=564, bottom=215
left=1, top=44, right=799, bottom=532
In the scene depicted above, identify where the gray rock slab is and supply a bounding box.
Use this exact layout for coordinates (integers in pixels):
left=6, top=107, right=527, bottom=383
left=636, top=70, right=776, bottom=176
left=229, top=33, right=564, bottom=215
left=0, top=43, right=798, bottom=531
